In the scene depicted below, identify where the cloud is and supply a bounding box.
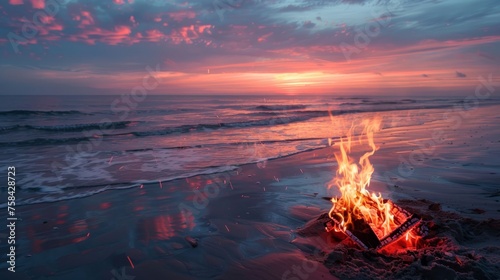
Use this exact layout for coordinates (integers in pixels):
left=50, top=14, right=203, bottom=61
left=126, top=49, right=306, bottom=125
left=280, top=5, right=314, bottom=12
left=30, top=0, right=44, bottom=9
left=0, top=0, right=499, bottom=95
left=9, top=0, right=23, bottom=5
left=303, top=21, right=315, bottom=28
left=168, top=10, right=196, bottom=22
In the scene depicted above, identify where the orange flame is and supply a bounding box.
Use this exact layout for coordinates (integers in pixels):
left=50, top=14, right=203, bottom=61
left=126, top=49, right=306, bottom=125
left=328, top=117, right=400, bottom=240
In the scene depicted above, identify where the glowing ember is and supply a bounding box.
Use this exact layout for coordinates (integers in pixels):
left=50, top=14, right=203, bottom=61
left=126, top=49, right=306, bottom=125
left=326, top=118, right=425, bottom=250
left=127, top=256, right=135, bottom=269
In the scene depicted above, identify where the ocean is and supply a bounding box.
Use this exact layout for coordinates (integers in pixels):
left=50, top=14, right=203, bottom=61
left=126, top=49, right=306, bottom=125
left=0, top=95, right=493, bottom=207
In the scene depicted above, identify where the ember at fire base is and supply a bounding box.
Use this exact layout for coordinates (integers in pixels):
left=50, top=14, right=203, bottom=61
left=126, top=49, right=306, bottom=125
left=325, top=197, right=427, bottom=250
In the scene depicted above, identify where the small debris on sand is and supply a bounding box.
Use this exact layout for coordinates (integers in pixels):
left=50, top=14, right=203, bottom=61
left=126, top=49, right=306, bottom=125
left=185, top=236, right=198, bottom=248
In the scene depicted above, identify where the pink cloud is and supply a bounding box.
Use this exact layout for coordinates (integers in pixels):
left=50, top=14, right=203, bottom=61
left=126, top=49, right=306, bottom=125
left=37, top=14, right=55, bottom=25
left=15, top=16, right=63, bottom=37
left=162, top=24, right=212, bottom=45
left=32, top=18, right=209, bottom=46
left=112, top=0, right=133, bottom=4
left=143, top=29, right=166, bottom=42
left=257, top=32, right=272, bottom=43
left=78, top=11, right=95, bottom=28
left=197, top=25, right=211, bottom=34
left=69, top=25, right=132, bottom=45
left=39, top=23, right=63, bottom=35
left=30, top=0, right=44, bottom=9
left=9, top=0, right=23, bottom=5
left=168, top=10, right=196, bottom=22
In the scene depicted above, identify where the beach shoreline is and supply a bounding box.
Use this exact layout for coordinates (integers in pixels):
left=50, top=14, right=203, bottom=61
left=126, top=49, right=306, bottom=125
left=2, top=104, right=499, bottom=279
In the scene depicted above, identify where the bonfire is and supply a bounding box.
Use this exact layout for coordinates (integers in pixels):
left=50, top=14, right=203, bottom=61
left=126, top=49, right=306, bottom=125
left=325, top=118, right=427, bottom=250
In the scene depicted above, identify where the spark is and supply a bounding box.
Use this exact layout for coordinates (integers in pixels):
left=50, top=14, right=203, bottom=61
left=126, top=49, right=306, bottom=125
left=229, top=181, right=234, bottom=190
left=225, top=225, right=230, bottom=232
left=127, top=256, right=135, bottom=269
left=140, top=184, right=144, bottom=189
left=159, top=181, right=163, bottom=188
left=300, top=169, right=303, bottom=173
left=108, top=156, right=114, bottom=164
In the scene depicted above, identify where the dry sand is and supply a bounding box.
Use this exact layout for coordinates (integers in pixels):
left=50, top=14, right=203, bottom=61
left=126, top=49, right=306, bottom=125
left=1, top=104, right=499, bottom=279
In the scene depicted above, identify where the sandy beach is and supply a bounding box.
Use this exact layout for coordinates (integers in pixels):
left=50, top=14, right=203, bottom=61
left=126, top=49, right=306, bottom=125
left=1, top=103, right=498, bottom=280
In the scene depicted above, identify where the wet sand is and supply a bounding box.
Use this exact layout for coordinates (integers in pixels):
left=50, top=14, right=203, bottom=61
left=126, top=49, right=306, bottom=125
left=1, top=104, right=499, bottom=279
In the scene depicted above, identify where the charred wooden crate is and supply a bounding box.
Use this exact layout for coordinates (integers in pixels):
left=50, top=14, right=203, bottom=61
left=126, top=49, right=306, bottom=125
left=325, top=197, right=428, bottom=250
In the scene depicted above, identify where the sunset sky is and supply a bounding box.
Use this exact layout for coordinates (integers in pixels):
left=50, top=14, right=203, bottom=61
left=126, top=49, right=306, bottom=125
left=0, top=0, right=498, bottom=95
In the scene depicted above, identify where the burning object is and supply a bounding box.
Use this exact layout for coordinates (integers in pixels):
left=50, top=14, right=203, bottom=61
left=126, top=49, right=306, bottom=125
left=325, top=118, right=427, bottom=250
left=325, top=195, right=427, bottom=250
